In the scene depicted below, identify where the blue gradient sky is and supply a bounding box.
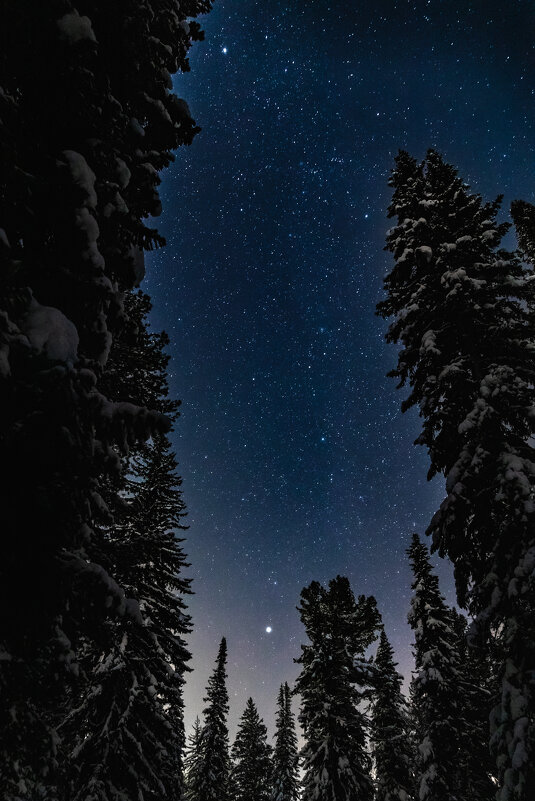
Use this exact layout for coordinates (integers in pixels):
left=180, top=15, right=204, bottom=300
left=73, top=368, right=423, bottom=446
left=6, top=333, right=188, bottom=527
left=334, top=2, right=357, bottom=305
left=144, top=0, right=535, bottom=739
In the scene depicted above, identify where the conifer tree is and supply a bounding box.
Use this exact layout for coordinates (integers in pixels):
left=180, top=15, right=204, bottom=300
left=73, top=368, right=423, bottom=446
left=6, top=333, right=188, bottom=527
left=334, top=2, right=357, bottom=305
left=449, top=610, right=497, bottom=800
left=193, top=638, right=231, bottom=801
left=232, top=698, right=273, bottom=801
left=272, top=683, right=299, bottom=801
left=295, top=576, right=380, bottom=801
left=0, top=3, right=211, bottom=796
left=61, top=431, right=192, bottom=801
left=57, top=289, right=192, bottom=799
left=407, top=534, right=464, bottom=801
left=370, top=630, right=413, bottom=801
left=185, top=717, right=205, bottom=801
left=100, top=290, right=178, bottom=416
left=378, top=149, right=535, bottom=800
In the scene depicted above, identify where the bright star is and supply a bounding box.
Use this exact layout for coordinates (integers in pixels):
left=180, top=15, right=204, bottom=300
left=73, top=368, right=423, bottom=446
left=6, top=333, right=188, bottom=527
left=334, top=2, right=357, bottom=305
left=222, top=47, right=228, bottom=54
left=265, top=626, right=272, bottom=633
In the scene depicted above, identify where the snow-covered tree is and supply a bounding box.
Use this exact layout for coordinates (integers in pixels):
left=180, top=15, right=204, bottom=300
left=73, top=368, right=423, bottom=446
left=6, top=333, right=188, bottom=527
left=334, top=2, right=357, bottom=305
left=370, top=630, right=413, bottom=801
left=61, top=430, right=192, bottom=801
left=271, top=683, right=299, bottom=801
left=0, top=2, right=211, bottom=796
left=192, top=638, right=231, bottom=801
left=449, top=609, right=497, bottom=800
left=407, top=534, right=464, bottom=801
left=232, top=698, right=273, bottom=801
left=100, top=290, right=178, bottom=416
left=54, top=286, right=192, bottom=799
left=295, top=576, right=380, bottom=801
left=377, top=148, right=521, bottom=491
left=378, top=149, right=535, bottom=800
left=185, top=717, right=205, bottom=801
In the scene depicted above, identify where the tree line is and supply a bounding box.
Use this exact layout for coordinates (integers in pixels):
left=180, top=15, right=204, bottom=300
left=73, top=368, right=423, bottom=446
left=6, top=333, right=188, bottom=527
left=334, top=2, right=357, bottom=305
left=183, top=539, right=496, bottom=801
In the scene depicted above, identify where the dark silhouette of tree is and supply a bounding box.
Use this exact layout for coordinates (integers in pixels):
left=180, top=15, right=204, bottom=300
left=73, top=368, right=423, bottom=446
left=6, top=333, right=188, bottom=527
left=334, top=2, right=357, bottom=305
left=232, top=698, right=273, bottom=801
left=271, top=683, right=299, bottom=801
left=371, top=630, right=413, bottom=801
left=449, top=609, right=497, bottom=800
left=185, top=717, right=204, bottom=801
left=295, top=576, right=380, bottom=801
left=0, top=2, right=211, bottom=794
left=378, top=149, right=535, bottom=800
left=194, top=638, right=231, bottom=801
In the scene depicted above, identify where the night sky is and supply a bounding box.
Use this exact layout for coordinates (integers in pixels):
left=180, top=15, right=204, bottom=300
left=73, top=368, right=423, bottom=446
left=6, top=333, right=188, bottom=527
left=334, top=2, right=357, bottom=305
left=144, top=0, right=535, bottom=738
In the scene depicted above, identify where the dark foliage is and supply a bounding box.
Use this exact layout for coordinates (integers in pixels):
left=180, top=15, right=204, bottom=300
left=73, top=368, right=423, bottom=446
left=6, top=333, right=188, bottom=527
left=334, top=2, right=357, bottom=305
left=0, top=2, right=210, bottom=795
left=271, top=683, right=299, bottom=801
left=295, top=576, right=380, bottom=801
left=378, top=149, right=535, bottom=800
left=193, top=638, right=231, bottom=801
left=370, top=630, right=413, bottom=801
left=232, top=698, right=273, bottom=801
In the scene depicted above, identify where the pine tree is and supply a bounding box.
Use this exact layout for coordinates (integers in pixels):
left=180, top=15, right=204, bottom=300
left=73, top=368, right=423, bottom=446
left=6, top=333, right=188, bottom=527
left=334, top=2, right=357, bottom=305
left=272, top=683, right=299, bottom=801
left=232, top=698, right=273, bottom=801
left=407, top=534, right=465, bottom=801
left=185, top=717, right=205, bottom=801
left=378, top=149, right=535, bottom=800
left=295, top=576, right=380, bottom=801
left=370, top=630, right=413, bottom=801
left=56, top=288, right=192, bottom=799
left=192, top=638, right=231, bottom=801
left=0, top=3, right=211, bottom=796
left=61, top=431, right=192, bottom=801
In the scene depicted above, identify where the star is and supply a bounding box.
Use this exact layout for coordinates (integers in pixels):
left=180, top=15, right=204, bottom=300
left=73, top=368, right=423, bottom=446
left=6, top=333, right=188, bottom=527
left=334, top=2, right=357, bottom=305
left=158, top=0, right=529, bottom=742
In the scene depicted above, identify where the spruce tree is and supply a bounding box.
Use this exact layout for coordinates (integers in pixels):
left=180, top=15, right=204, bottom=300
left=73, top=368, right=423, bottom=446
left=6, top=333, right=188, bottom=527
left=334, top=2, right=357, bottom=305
left=194, top=638, right=231, bottom=801
left=0, top=3, right=211, bottom=796
left=232, top=698, right=273, bottom=801
left=407, top=534, right=464, bottom=801
left=370, top=630, right=413, bottom=801
left=295, top=576, right=380, bottom=801
left=378, top=149, right=535, bottom=800
left=61, top=431, right=192, bottom=801
left=272, top=683, right=299, bottom=801
left=57, top=288, right=192, bottom=799
left=185, top=717, right=205, bottom=801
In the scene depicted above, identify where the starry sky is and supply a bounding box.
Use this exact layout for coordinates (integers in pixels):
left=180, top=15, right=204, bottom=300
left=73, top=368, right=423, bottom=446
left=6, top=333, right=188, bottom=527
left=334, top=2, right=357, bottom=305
left=144, top=0, right=535, bottom=739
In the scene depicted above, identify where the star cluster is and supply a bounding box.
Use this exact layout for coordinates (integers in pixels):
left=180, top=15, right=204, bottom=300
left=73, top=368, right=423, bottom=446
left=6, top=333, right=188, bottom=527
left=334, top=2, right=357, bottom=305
left=144, top=0, right=535, bottom=737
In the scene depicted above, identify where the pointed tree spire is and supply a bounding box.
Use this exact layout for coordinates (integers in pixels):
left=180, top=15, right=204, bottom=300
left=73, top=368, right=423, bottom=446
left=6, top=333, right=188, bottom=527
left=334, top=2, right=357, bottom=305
left=295, top=576, right=380, bottom=801
left=232, top=698, right=273, bottom=801
left=407, top=534, right=464, bottom=801
left=371, top=630, right=414, bottom=801
left=271, top=683, right=299, bottom=801
left=194, top=638, right=230, bottom=801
